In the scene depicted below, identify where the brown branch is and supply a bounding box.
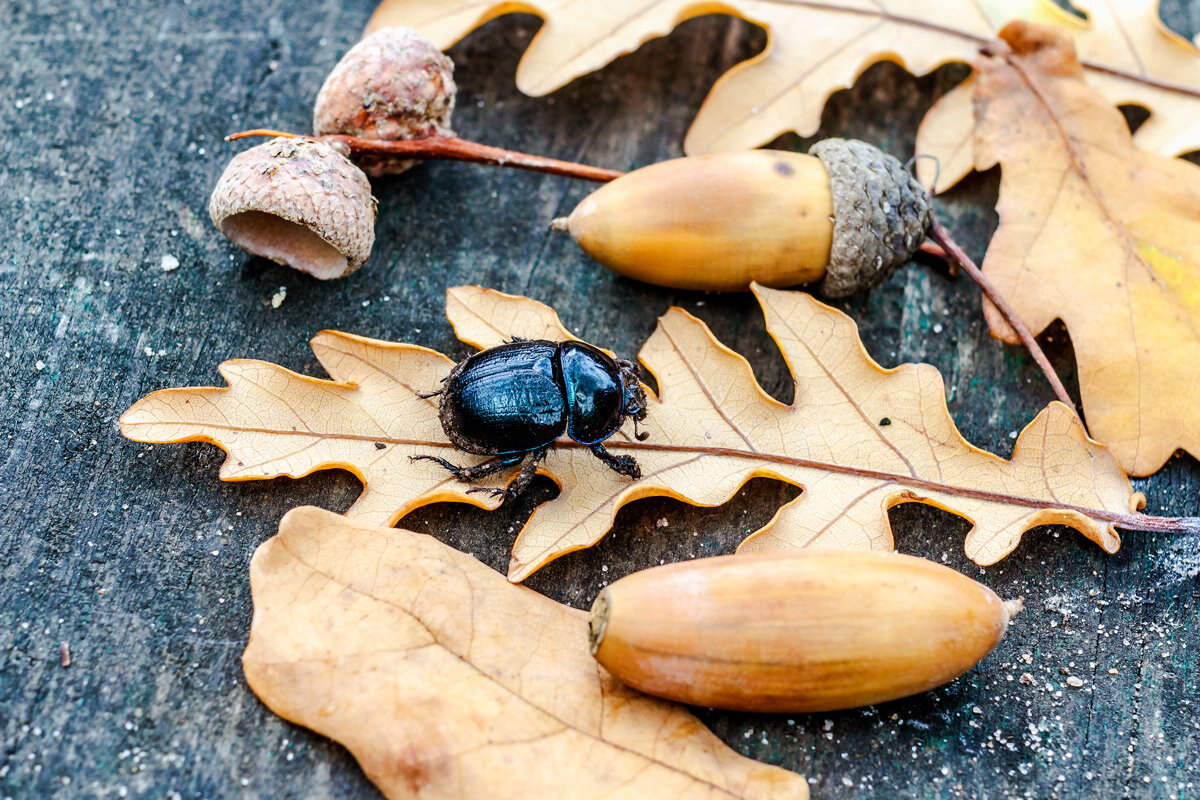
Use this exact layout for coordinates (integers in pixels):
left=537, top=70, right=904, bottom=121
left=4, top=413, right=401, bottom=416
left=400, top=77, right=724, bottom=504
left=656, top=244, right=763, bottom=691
left=926, top=214, right=1078, bottom=418
left=227, top=129, right=624, bottom=183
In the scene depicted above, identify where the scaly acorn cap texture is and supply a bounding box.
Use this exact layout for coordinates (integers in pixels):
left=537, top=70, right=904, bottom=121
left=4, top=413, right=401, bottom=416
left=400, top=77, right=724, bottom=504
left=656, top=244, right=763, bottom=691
left=313, top=26, right=456, bottom=176
left=811, top=138, right=932, bottom=298
left=209, top=137, right=377, bottom=280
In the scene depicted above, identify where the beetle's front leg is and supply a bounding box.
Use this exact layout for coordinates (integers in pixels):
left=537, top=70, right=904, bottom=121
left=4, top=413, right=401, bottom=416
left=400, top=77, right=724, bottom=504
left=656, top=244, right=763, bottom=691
left=410, top=452, right=524, bottom=483
left=589, top=443, right=641, bottom=480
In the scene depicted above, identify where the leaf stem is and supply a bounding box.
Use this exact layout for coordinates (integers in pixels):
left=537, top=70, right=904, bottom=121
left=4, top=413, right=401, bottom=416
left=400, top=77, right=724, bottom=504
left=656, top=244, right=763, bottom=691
left=227, top=129, right=624, bottom=183
left=927, top=214, right=1079, bottom=417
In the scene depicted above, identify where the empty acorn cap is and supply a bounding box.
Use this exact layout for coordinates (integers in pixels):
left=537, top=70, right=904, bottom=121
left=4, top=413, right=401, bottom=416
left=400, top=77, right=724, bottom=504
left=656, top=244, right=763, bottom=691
left=209, top=137, right=377, bottom=279
left=314, top=26, right=456, bottom=176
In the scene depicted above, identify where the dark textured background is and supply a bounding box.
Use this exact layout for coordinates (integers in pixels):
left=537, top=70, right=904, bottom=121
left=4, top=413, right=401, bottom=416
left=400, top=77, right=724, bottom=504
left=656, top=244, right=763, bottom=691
left=3, top=2, right=1200, bottom=798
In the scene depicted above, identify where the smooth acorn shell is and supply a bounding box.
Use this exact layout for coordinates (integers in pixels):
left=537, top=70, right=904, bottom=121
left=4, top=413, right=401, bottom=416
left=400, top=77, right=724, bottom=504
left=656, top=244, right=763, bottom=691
left=563, top=151, right=834, bottom=292
left=589, top=550, right=1015, bottom=713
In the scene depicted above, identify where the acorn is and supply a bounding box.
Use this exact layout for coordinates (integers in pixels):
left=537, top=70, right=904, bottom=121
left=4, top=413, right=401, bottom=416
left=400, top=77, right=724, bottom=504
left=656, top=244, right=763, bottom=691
left=589, top=550, right=1020, bottom=713
left=553, top=139, right=931, bottom=295
left=208, top=137, right=377, bottom=280
left=313, top=26, right=457, bottom=177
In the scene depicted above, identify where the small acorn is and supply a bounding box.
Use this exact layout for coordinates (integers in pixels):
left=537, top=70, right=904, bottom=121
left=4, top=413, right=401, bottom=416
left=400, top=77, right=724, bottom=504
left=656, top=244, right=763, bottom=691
left=313, top=26, right=457, bottom=176
left=553, top=139, right=931, bottom=295
left=589, top=549, right=1020, bottom=713
left=208, top=137, right=377, bottom=280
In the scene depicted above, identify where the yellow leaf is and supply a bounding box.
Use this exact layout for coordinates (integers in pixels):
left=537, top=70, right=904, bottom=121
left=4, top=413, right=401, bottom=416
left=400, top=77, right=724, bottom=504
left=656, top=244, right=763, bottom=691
left=121, top=285, right=1146, bottom=582
left=243, top=506, right=809, bottom=799
left=917, top=0, right=1200, bottom=191
left=969, top=21, right=1200, bottom=477
left=367, top=0, right=1200, bottom=160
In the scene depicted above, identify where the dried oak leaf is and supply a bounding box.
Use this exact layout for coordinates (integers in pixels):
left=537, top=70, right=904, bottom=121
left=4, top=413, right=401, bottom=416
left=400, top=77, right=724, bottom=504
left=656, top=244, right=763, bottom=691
left=243, top=505, right=808, bottom=799
left=366, top=0, right=1200, bottom=160
left=967, top=21, right=1200, bottom=477
left=918, top=0, right=1200, bottom=192
left=120, top=285, right=1144, bottom=582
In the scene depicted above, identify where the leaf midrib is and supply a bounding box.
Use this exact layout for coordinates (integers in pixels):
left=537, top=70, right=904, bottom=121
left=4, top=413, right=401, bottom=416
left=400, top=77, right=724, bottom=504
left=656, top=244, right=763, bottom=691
left=137, top=414, right=1130, bottom=525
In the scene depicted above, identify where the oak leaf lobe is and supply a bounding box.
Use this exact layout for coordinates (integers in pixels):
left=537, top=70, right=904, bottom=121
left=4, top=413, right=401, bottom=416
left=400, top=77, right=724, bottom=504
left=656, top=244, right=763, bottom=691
left=969, top=21, right=1200, bottom=476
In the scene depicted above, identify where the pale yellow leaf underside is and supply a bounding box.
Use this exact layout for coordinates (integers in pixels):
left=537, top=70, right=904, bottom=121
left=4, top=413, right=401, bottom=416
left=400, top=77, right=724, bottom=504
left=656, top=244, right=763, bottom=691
left=367, top=0, right=1200, bottom=166
left=243, top=506, right=808, bottom=799
left=118, top=332, right=509, bottom=522
left=969, top=22, right=1200, bottom=477
left=121, top=285, right=1140, bottom=582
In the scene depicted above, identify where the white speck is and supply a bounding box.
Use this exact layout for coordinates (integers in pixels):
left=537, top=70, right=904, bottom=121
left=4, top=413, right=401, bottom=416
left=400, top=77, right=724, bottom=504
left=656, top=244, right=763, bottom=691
left=842, top=777, right=853, bottom=787
left=1008, top=430, right=1018, bottom=439
left=35, top=360, right=45, bottom=371
left=210, top=550, right=219, bottom=556
left=932, top=323, right=943, bottom=334
left=1066, top=676, right=1084, bottom=688
left=656, top=517, right=669, bottom=528
left=160, top=254, right=180, bottom=271
left=972, top=706, right=983, bottom=715
left=361, top=300, right=370, bottom=307
left=271, top=287, right=287, bottom=308
left=143, top=346, right=155, bottom=357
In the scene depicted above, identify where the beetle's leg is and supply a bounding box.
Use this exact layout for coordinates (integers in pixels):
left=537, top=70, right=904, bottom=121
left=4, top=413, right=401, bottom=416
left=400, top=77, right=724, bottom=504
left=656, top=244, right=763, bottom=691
left=410, top=452, right=524, bottom=483
left=507, top=335, right=528, bottom=344
left=589, top=443, right=642, bottom=480
left=416, top=389, right=442, bottom=399
left=502, top=446, right=548, bottom=499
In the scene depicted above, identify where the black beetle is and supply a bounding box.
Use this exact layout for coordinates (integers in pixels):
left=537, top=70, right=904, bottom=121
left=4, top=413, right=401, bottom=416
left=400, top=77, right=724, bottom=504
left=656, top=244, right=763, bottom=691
left=413, top=339, right=649, bottom=499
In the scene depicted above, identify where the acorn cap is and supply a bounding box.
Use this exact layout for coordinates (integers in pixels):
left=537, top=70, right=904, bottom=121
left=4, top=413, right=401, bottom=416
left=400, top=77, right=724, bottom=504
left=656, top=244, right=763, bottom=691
left=811, top=139, right=931, bottom=298
left=209, top=137, right=377, bottom=280
left=313, top=26, right=456, bottom=176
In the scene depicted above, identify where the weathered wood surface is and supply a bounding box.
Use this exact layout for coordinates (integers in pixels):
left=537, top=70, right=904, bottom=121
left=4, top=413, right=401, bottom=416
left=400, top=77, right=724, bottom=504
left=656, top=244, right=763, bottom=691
left=2, top=2, right=1199, bottom=798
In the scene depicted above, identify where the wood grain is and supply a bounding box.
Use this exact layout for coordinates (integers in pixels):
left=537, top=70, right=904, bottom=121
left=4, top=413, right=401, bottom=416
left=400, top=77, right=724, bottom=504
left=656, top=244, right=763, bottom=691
left=1, top=2, right=1197, bottom=798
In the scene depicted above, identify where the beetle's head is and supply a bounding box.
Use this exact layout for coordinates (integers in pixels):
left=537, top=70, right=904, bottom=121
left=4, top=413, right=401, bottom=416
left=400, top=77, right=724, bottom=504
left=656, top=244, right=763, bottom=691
left=617, top=358, right=650, bottom=441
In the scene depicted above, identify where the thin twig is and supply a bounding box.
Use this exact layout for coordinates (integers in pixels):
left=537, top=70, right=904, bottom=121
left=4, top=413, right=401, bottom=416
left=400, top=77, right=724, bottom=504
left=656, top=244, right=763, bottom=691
left=927, top=214, right=1078, bottom=417
left=227, top=129, right=624, bottom=183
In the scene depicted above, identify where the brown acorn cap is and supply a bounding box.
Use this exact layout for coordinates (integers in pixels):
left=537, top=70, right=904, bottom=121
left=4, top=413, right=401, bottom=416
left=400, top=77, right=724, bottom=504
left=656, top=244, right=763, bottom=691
left=209, top=137, right=377, bottom=280
left=313, top=27, right=456, bottom=176
left=811, top=138, right=931, bottom=298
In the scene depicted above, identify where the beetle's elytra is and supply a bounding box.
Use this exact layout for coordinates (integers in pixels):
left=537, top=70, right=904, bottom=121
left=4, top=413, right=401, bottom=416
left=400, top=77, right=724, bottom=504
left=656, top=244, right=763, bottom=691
left=413, top=339, right=649, bottom=499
